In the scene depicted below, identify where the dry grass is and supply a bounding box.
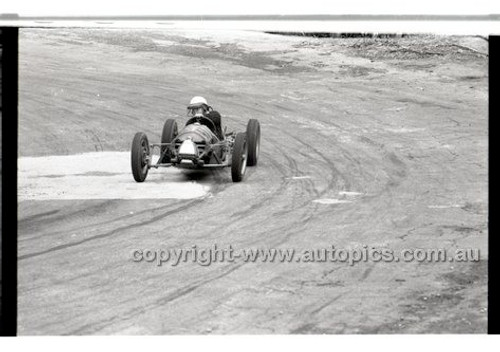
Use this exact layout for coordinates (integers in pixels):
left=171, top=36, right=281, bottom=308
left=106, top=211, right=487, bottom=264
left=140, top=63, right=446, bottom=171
left=336, top=35, right=487, bottom=61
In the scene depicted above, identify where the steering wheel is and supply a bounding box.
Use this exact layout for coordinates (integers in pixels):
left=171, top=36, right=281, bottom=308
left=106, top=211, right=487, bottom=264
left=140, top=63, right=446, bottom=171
left=186, top=115, right=217, bottom=133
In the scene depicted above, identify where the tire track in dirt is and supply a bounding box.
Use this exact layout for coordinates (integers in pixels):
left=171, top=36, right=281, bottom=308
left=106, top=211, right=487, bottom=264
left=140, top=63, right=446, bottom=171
left=65, top=262, right=246, bottom=334
left=19, top=199, right=202, bottom=260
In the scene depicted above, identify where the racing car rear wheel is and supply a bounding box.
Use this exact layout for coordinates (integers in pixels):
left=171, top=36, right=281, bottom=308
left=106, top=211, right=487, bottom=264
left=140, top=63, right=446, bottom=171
left=161, top=119, right=178, bottom=163
left=246, top=119, right=260, bottom=166
left=231, top=132, right=248, bottom=182
left=131, top=132, right=150, bottom=182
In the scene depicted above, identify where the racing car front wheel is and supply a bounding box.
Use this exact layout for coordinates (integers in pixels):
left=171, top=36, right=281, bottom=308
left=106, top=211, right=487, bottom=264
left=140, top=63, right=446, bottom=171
left=231, top=132, right=248, bottom=182
left=246, top=119, right=260, bottom=166
left=161, top=119, right=178, bottom=163
left=131, top=132, right=150, bottom=182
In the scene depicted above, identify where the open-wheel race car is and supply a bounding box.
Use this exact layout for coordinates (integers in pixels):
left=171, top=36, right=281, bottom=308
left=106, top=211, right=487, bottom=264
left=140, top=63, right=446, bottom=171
left=131, top=115, right=260, bottom=183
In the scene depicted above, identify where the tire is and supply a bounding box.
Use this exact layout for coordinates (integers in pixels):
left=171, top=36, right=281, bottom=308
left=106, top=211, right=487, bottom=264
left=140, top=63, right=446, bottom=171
left=161, top=119, right=178, bottom=163
left=131, top=132, right=150, bottom=182
left=246, top=119, right=260, bottom=166
left=231, top=132, right=248, bottom=182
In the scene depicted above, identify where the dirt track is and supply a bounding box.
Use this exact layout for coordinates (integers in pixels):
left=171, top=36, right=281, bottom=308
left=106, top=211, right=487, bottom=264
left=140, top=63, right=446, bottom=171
left=17, top=28, right=488, bottom=334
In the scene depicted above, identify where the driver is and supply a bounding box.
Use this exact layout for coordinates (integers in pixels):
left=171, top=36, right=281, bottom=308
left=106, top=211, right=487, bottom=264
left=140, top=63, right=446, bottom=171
left=186, top=96, right=224, bottom=140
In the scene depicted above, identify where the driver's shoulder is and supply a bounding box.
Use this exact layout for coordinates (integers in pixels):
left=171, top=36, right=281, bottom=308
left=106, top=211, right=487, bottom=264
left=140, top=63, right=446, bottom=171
left=207, top=110, right=221, bottom=118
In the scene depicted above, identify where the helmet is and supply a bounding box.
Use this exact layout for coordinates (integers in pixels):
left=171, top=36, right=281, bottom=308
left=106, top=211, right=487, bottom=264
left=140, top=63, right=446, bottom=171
left=187, top=96, right=210, bottom=117
left=188, top=96, right=208, bottom=109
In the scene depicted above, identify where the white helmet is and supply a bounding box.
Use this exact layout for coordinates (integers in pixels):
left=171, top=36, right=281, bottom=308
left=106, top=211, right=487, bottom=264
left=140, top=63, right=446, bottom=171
left=187, top=96, right=210, bottom=117
left=188, top=96, right=208, bottom=108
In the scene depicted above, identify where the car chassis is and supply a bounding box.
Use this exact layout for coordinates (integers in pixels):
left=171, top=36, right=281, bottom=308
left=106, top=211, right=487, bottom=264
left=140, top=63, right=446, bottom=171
left=131, top=117, right=260, bottom=183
